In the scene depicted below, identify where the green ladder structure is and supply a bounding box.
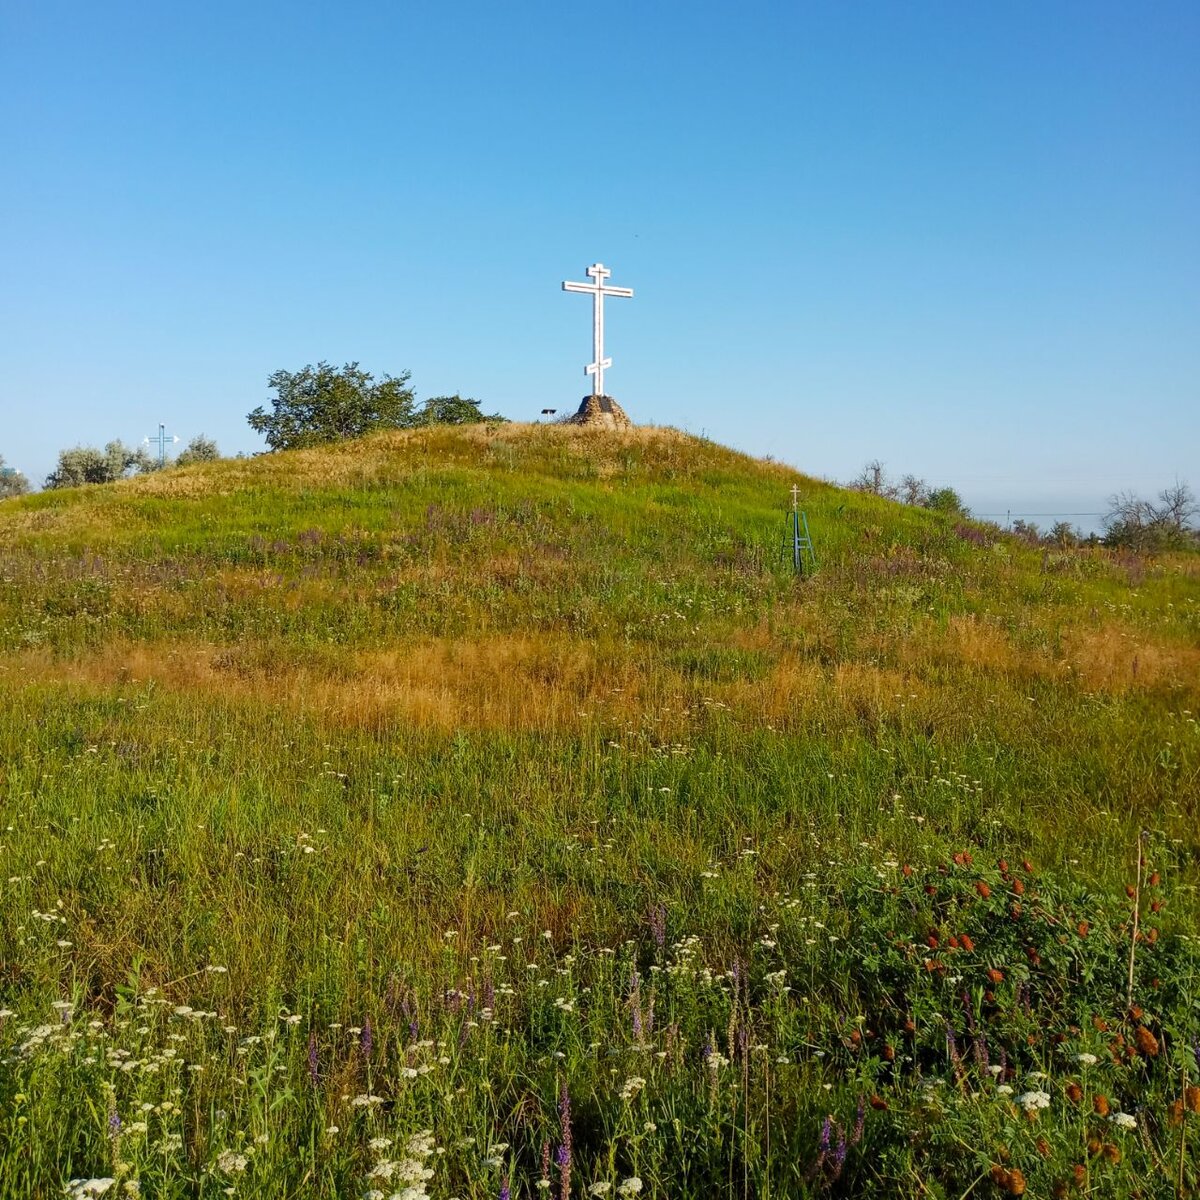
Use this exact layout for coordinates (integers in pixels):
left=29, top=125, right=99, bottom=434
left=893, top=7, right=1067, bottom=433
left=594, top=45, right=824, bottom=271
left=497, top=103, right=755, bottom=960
left=783, top=484, right=817, bottom=577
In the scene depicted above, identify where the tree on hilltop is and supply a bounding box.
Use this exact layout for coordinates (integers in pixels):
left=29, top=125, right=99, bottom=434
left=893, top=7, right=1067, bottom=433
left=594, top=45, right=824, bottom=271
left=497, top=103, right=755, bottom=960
left=175, top=435, right=220, bottom=466
left=416, top=394, right=507, bottom=426
left=0, top=456, right=31, bottom=498
left=45, top=441, right=156, bottom=489
left=247, top=362, right=417, bottom=451
left=848, top=461, right=969, bottom=517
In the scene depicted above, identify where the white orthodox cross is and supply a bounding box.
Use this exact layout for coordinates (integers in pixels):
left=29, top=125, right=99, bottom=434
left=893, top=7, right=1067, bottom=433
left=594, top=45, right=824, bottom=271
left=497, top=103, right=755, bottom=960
left=562, top=262, right=633, bottom=397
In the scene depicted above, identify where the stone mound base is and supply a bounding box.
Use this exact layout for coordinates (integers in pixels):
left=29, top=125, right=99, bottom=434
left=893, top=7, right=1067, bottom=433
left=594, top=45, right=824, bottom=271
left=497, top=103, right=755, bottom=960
left=567, top=395, right=632, bottom=429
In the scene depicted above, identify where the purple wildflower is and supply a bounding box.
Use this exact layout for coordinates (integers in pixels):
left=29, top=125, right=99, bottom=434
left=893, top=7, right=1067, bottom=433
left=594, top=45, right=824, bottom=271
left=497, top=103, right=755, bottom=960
left=852, top=1096, right=865, bottom=1146
left=108, top=1109, right=121, bottom=1138
left=361, top=1015, right=373, bottom=1060
left=307, top=1030, right=320, bottom=1086
left=973, top=1031, right=990, bottom=1070
left=558, top=1080, right=573, bottom=1200
left=499, top=1183, right=511, bottom=1200
left=629, top=968, right=643, bottom=1042
left=831, top=1128, right=848, bottom=1180
left=961, top=991, right=977, bottom=1032
left=807, top=1115, right=833, bottom=1181
left=945, top=1024, right=962, bottom=1068
left=648, top=903, right=667, bottom=949
left=819, top=1115, right=832, bottom=1155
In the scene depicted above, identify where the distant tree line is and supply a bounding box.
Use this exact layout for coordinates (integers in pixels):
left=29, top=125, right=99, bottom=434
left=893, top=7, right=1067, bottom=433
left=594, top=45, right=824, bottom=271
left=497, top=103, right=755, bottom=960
left=846, top=459, right=1197, bottom=553
left=39, top=436, right=220, bottom=489
left=1, top=361, right=506, bottom=495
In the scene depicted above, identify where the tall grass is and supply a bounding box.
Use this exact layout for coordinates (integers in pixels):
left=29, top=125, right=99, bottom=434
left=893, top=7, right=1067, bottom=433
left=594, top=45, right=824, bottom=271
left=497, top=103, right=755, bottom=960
left=1, top=426, right=1197, bottom=1196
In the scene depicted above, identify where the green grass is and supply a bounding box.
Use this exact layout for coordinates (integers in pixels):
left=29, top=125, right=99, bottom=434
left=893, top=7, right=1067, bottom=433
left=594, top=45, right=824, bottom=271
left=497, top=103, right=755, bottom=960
left=1, top=424, right=1198, bottom=1198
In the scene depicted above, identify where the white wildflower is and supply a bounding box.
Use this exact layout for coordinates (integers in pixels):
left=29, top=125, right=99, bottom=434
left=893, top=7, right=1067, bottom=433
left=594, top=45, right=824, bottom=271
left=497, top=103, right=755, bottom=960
left=1111, top=1111, right=1137, bottom=1131
left=65, top=1181, right=115, bottom=1198
left=214, top=1150, right=250, bottom=1174
left=1017, top=1090, right=1051, bottom=1112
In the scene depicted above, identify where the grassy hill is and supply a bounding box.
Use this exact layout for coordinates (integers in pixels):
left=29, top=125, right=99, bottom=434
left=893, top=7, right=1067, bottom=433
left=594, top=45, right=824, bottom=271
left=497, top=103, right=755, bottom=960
left=1, top=424, right=1198, bottom=1198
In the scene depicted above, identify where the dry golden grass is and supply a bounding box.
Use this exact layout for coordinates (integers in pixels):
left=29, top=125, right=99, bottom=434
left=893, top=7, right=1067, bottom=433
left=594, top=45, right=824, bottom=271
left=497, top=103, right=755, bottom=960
left=1064, top=624, right=1200, bottom=693
left=20, top=619, right=1191, bottom=743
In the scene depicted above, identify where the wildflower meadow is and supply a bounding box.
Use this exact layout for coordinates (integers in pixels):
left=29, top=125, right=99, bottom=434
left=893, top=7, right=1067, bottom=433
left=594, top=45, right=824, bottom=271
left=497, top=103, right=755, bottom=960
left=1, top=425, right=1197, bottom=1197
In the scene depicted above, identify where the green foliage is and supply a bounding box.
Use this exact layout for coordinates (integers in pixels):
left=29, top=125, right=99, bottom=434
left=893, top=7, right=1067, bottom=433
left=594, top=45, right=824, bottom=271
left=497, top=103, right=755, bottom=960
left=417, top=393, right=507, bottom=425
left=247, top=361, right=417, bottom=450
left=925, top=485, right=967, bottom=516
left=174, top=434, right=220, bottom=466
left=1104, top=484, right=1197, bottom=552
left=44, top=440, right=155, bottom=489
left=0, top=457, right=30, bottom=498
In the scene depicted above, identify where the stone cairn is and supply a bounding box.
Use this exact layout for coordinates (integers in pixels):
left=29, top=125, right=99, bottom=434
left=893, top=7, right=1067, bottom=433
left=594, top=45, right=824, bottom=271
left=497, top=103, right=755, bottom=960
left=567, top=395, right=632, bottom=429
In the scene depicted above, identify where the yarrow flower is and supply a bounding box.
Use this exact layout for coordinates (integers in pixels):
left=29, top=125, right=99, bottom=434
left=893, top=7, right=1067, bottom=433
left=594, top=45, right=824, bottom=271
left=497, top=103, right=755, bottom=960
left=1017, top=1090, right=1051, bottom=1112
left=1110, top=1112, right=1137, bottom=1131
left=617, top=1180, right=643, bottom=1196
left=65, top=1181, right=115, bottom=1198
left=214, top=1150, right=249, bottom=1174
left=1076, top=1053, right=1099, bottom=1066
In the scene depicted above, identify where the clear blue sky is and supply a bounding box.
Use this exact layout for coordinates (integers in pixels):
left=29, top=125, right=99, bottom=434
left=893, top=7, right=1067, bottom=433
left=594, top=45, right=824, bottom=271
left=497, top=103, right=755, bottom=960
left=2, top=1, right=1197, bottom=528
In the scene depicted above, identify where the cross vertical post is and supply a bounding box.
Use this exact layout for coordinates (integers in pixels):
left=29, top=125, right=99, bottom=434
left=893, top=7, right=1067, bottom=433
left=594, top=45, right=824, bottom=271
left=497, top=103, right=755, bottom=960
left=783, top=485, right=817, bottom=577
left=562, top=262, right=634, bottom=397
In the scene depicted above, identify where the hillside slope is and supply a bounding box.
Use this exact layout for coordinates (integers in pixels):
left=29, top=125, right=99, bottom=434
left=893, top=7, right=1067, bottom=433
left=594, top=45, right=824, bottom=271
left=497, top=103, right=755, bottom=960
left=1, top=424, right=1198, bottom=1197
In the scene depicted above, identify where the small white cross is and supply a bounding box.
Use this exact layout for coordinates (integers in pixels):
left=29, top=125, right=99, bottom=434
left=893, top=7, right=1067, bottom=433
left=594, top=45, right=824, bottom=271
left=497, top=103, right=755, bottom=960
left=562, top=262, right=633, bottom=397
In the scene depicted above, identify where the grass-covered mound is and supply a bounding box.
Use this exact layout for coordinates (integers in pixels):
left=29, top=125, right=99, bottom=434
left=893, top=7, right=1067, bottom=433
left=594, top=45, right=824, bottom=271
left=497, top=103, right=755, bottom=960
left=0, top=424, right=1197, bottom=1197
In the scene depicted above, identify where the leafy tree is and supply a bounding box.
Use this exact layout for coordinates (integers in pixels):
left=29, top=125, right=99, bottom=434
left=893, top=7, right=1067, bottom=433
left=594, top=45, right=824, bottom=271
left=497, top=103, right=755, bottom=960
left=0, top=457, right=30, bottom=498
left=45, top=441, right=155, bottom=489
left=175, top=435, right=220, bottom=466
left=417, top=394, right=507, bottom=426
left=1047, top=521, right=1079, bottom=549
left=925, top=486, right=968, bottom=517
left=248, top=362, right=416, bottom=451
